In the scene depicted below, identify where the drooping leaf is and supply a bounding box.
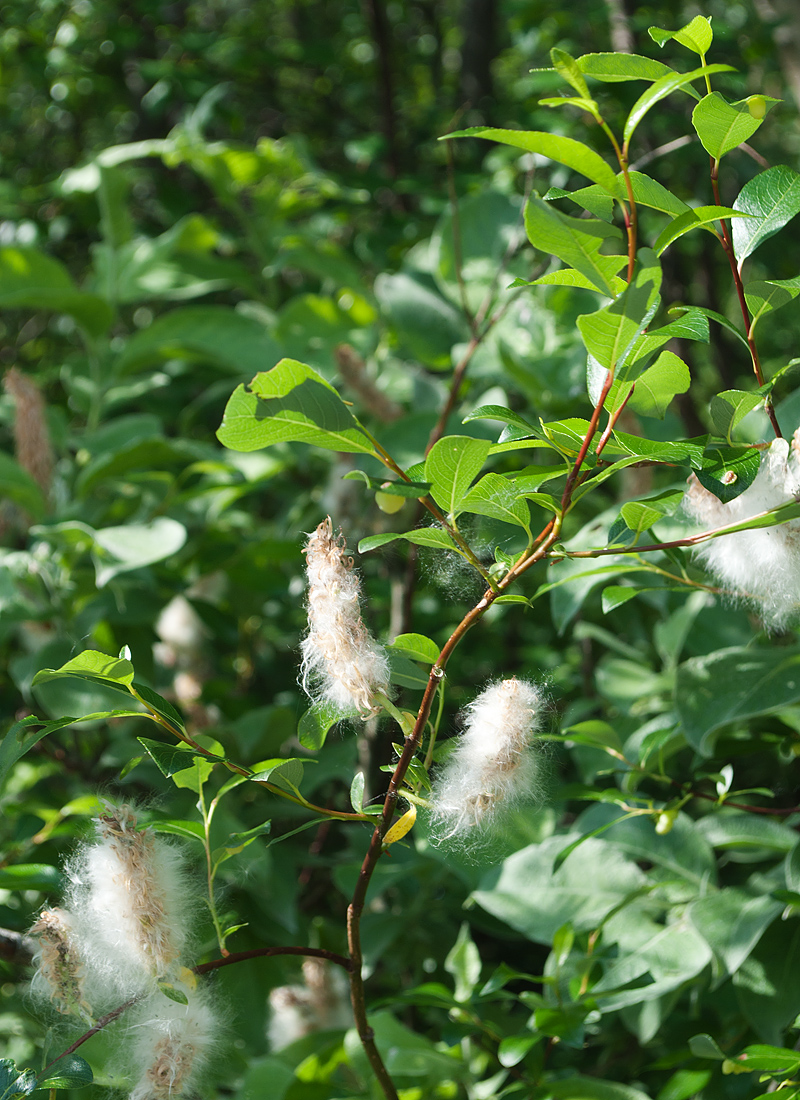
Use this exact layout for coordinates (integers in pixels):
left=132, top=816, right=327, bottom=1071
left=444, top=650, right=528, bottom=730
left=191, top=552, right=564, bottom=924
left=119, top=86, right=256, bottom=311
left=388, top=633, right=441, bottom=664
left=577, top=248, right=662, bottom=375
left=36, top=1055, right=94, bottom=1089
left=217, top=359, right=377, bottom=455
left=298, top=701, right=342, bottom=750
left=137, top=737, right=218, bottom=779
left=524, top=198, right=626, bottom=296
left=443, top=128, right=618, bottom=191
left=732, top=166, right=800, bottom=267
left=359, top=528, right=458, bottom=554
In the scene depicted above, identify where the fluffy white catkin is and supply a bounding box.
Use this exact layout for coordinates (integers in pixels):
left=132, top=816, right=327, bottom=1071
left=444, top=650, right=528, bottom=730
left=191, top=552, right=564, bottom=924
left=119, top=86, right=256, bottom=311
left=67, top=804, right=190, bottom=998
left=128, top=987, right=217, bottom=1100
left=301, top=517, right=390, bottom=717
left=684, top=433, right=800, bottom=630
left=428, top=678, right=544, bottom=844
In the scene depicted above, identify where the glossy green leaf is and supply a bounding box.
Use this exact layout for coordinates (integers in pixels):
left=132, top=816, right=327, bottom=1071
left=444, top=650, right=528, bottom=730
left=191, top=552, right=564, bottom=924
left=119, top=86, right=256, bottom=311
left=298, top=700, right=342, bottom=750
left=669, top=305, right=748, bottom=349
left=137, top=737, right=216, bottom=779
left=388, top=633, right=441, bottom=664
left=692, top=92, right=777, bottom=161
left=32, top=649, right=135, bottom=689
left=0, top=864, right=62, bottom=890
left=745, top=275, right=800, bottom=336
left=217, top=359, right=376, bottom=455
left=696, top=444, right=760, bottom=503
left=649, top=16, right=713, bottom=55
left=733, top=166, right=800, bottom=266
left=443, top=127, right=618, bottom=191
left=36, top=1055, right=94, bottom=1089
left=459, top=472, right=531, bottom=530
left=424, top=435, right=491, bottom=515
left=654, top=206, right=750, bottom=255
left=542, top=184, right=615, bottom=221
left=624, top=65, right=734, bottom=149
left=524, top=197, right=626, bottom=295
left=709, top=390, right=764, bottom=440
left=627, top=350, right=691, bottom=418
left=0, top=1059, right=36, bottom=1100
left=343, top=470, right=432, bottom=499
left=359, top=527, right=458, bottom=554
left=550, top=47, right=591, bottom=99
left=132, top=682, right=186, bottom=733
left=350, top=771, right=365, bottom=814
left=734, top=1045, right=800, bottom=1073
left=576, top=52, right=675, bottom=83
left=0, top=247, right=113, bottom=337
left=617, top=489, right=684, bottom=539
left=578, top=248, right=662, bottom=374
left=677, top=646, right=800, bottom=754
left=531, top=267, right=627, bottom=295
left=624, top=171, right=692, bottom=216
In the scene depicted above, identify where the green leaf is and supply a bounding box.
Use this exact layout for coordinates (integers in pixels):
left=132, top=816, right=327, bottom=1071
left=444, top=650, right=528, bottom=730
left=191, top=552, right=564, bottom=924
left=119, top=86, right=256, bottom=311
left=137, top=738, right=217, bottom=779
left=459, top=472, right=532, bottom=530
left=0, top=1059, right=36, bottom=1100
left=735, top=1045, right=800, bottom=1073
left=32, top=649, right=135, bottom=689
left=709, top=390, right=764, bottom=440
left=445, top=923, right=482, bottom=1002
left=149, top=818, right=205, bottom=842
left=462, top=404, right=540, bottom=441
left=157, top=981, right=189, bottom=1006
left=92, top=517, right=187, bottom=587
left=654, top=206, right=751, bottom=255
left=676, top=646, right=800, bottom=754
left=0, top=864, right=62, bottom=890
left=0, top=247, right=113, bottom=337
left=550, top=47, right=592, bottom=99
left=216, top=359, right=376, bottom=455
left=388, top=633, right=441, bottom=664
left=524, top=197, right=625, bottom=296
left=696, top=444, right=760, bottom=503
left=132, top=682, right=186, bottom=732
left=692, top=93, right=777, bottom=162
left=542, top=184, right=615, bottom=221
left=116, top=305, right=282, bottom=376
left=576, top=53, right=676, bottom=84
left=616, top=489, right=684, bottom=540
left=212, top=821, right=272, bottom=866
left=0, top=453, right=47, bottom=521
left=627, top=350, right=691, bottom=418
left=443, top=128, right=618, bottom=191
left=612, top=431, right=706, bottom=468
left=624, top=65, right=735, bottom=149
left=298, top=701, right=342, bottom=750
left=350, top=771, right=365, bottom=814
left=358, top=528, right=458, bottom=554
left=689, top=1034, right=727, bottom=1060
left=530, top=268, right=627, bottom=295
left=669, top=305, right=748, bottom=349
left=649, top=16, right=714, bottom=55
left=36, top=1055, right=93, bottom=1089
left=733, top=166, right=800, bottom=267
left=250, top=758, right=308, bottom=794
left=473, top=835, right=645, bottom=945
left=374, top=272, right=469, bottom=367
left=625, top=171, right=692, bottom=216
left=745, top=275, right=800, bottom=337
left=592, top=917, right=712, bottom=1009
left=697, top=811, right=797, bottom=854
left=578, top=248, right=662, bottom=374
left=546, top=1077, right=652, bottom=1100
left=424, top=435, right=491, bottom=516
left=498, top=1034, right=541, bottom=1067
left=343, top=471, right=432, bottom=499
left=689, top=888, right=781, bottom=975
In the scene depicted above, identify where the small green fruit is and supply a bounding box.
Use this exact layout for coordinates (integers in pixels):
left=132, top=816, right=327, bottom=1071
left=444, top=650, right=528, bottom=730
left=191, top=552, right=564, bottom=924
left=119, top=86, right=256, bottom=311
left=747, top=95, right=767, bottom=119
left=376, top=488, right=405, bottom=514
